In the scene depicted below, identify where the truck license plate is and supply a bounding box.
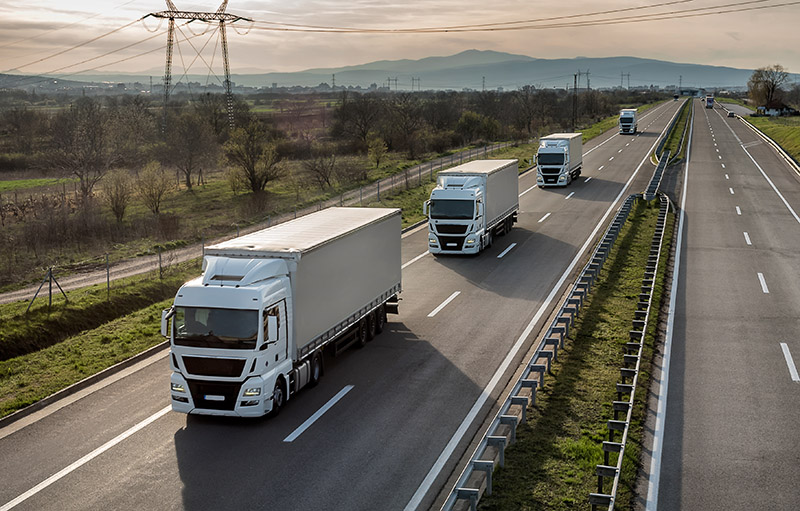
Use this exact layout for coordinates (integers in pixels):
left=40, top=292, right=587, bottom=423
left=204, top=395, right=225, bottom=401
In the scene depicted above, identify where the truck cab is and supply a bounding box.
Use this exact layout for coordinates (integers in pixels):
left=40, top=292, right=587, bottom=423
left=618, top=108, right=638, bottom=134
left=426, top=176, right=485, bottom=254
left=165, top=257, right=291, bottom=417
left=536, top=133, right=582, bottom=187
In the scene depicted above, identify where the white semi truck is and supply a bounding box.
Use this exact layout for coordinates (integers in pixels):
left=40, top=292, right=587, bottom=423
left=424, top=159, right=519, bottom=255
left=162, top=207, right=402, bottom=417
left=536, top=133, right=583, bottom=187
left=618, top=108, right=638, bottom=134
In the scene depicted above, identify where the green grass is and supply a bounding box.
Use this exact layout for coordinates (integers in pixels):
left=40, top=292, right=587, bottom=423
left=0, top=177, right=77, bottom=193
left=746, top=116, right=800, bottom=163
left=662, top=100, right=692, bottom=162
left=478, top=199, right=674, bottom=510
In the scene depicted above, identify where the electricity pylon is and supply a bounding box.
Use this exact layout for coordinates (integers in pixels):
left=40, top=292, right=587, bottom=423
left=146, top=1, right=251, bottom=133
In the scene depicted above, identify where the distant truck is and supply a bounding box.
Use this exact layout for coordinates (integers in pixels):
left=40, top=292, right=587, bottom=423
left=705, top=95, right=714, bottom=108
left=618, top=108, right=638, bottom=134
left=536, top=133, right=583, bottom=187
left=425, top=159, right=519, bottom=255
left=163, top=207, right=402, bottom=417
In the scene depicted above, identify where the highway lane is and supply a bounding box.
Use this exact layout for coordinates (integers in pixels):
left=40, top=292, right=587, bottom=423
left=653, top=102, right=800, bottom=509
left=0, top=100, right=683, bottom=511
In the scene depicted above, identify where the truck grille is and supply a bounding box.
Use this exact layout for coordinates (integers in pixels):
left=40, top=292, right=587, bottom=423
left=438, top=235, right=466, bottom=250
left=187, top=380, right=241, bottom=411
left=183, top=356, right=246, bottom=377
left=539, top=167, right=560, bottom=175
left=435, top=224, right=468, bottom=235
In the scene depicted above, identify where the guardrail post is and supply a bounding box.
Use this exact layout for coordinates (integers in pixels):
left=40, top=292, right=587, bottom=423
left=487, top=436, right=507, bottom=468
left=456, top=488, right=480, bottom=511
left=473, top=460, right=494, bottom=496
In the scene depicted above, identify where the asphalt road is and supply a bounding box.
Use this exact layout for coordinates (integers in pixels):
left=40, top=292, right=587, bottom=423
left=0, top=100, right=684, bottom=511
left=654, top=101, right=800, bottom=509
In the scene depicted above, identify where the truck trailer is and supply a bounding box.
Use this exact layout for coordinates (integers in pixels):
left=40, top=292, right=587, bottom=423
left=163, top=207, right=402, bottom=417
left=536, top=133, right=583, bottom=187
left=425, top=159, right=519, bottom=255
left=618, top=108, right=638, bottom=134
left=705, top=95, right=714, bottom=108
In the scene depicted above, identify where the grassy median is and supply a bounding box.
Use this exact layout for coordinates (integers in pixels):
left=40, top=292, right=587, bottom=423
left=479, top=198, right=674, bottom=510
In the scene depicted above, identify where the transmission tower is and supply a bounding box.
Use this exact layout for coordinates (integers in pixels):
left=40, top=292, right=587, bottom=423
left=146, top=1, right=252, bottom=134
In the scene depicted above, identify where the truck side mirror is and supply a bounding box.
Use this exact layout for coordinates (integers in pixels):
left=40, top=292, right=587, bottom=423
left=267, top=315, right=279, bottom=343
left=423, top=200, right=430, bottom=216
left=161, top=308, right=174, bottom=338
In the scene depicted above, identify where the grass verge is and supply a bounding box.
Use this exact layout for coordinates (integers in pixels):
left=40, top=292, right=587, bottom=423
left=660, top=100, right=691, bottom=161
left=745, top=116, right=800, bottom=163
left=478, top=198, right=674, bottom=510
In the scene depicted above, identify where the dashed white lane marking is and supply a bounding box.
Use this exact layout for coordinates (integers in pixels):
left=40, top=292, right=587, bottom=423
left=497, top=243, right=517, bottom=259
left=519, top=184, right=537, bottom=197
left=721, top=163, right=726, bottom=168
left=428, top=291, right=460, bottom=317
left=585, top=177, right=593, bottom=183
left=598, top=165, right=605, bottom=171
left=565, top=192, right=575, bottom=200
left=729, top=187, right=735, bottom=195
left=284, top=385, right=354, bottom=442
left=780, top=343, right=800, bottom=382
left=736, top=206, right=742, bottom=215
left=609, top=156, right=614, bottom=161
left=538, top=213, right=551, bottom=223
left=0, top=406, right=172, bottom=511
left=403, top=251, right=428, bottom=269
left=758, top=273, right=770, bottom=294
left=725, top=174, right=729, bottom=180
left=743, top=232, right=752, bottom=245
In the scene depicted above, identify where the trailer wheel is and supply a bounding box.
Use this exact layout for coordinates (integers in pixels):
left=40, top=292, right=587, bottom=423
left=375, top=305, right=386, bottom=334
left=356, top=319, right=368, bottom=348
left=270, top=379, right=285, bottom=417
left=366, top=311, right=377, bottom=341
left=309, top=352, right=323, bottom=387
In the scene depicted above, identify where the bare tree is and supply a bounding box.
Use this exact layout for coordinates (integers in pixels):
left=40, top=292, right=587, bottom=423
left=50, top=97, right=117, bottom=204
left=136, top=161, right=172, bottom=215
left=367, top=134, right=388, bottom=169
left=164, top=110, right=218, bottom=190
left=303, top=142, right=338, bottom=189
left=101, top=169, right=133, bottom=223
left=224, top=120, right=284, bottom=193
left=748, top=64, right=790, bottom=107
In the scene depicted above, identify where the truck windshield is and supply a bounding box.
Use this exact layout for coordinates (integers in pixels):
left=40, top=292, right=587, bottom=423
left=429, top=199, right=474, bottom=219
left=173, top=307, right=258, bottom=350
left=538, top=153, right=565, bottom=165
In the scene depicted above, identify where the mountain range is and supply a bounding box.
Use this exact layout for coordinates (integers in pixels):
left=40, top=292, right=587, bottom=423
left=13, top=50, right=800, bottom=91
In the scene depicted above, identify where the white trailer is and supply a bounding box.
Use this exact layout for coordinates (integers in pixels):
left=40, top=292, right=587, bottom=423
left=163, top=207, right=402, bottom=417
left=619, top=108, right=638, bottom=134
left=424, top=159, right=519, bottom=255
left=536, top=133, right=583, bottom=187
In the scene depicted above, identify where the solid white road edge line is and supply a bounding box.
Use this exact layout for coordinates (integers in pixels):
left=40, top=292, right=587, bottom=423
left=538, top=213, right=551, bottom=223
left=405, top=107, right=677, bottom=511
left=497, top=243, right=517, bottom=259
left=402, top=252, right=429, bottom=270
left=645, top=101, right=693, bottom=511
left=0, top=406, right=171, bottom=511
left=780, top=343, right=800, bottom=382
left=427, top=291, right=460, bottom=318
left=758, top=272, right=770, bottom=294
left=283, top=385, right=354, bottom=443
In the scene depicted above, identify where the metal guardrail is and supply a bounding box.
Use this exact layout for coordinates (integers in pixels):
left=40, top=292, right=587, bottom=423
left=644, top=151, right=670, bottom=201
left=441, top=193, right=639, bottom=511
left=589, top=193, right=669, bottom=510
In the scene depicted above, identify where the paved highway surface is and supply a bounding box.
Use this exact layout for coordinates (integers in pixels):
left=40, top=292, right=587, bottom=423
left=650, top=100, right=800, bottom=509
left=0, top=100, right=683, bottom=511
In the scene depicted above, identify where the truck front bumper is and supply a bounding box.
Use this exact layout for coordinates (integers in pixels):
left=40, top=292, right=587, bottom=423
left=170, top=372, right=272, bottom=417
left=428, top=233, right=480, bottom=254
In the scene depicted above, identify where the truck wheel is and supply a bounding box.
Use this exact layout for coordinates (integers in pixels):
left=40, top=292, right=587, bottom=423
left=309, top=352, right=323, bottom=387
left=356, top=319, right=368, bottom=348
left=366, top=311, right=377, bottom=341
left=270, top=379, right=285, bottom=417
left=375, top=305, right=386, bottom=334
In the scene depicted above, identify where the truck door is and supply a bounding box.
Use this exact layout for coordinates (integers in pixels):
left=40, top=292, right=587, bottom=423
left=264, top=299, right=288, bottom=363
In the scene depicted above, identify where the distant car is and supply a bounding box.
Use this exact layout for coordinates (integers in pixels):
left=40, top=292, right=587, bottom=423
left=727, top=111, right=735, bottom=118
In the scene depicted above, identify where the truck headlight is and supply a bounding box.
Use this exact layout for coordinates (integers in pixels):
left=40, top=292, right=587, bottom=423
left=171, top=382, right=186, bottom=393
left=465, top=239, right=476, bottom=245
left=429, top=237, right=438, bottom=245
left=243, top=387, right=261, bottom=397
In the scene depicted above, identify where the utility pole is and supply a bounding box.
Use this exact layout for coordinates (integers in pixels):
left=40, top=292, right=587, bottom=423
left=572, top=73, right=578, bottom=133
left=146, top=0, right=251, bottom=134
left=578, top=70, right=590, bottom=90
left=679, top=75, right=682, bottom=91
left=482, top=76, right=486, bottom=92
left=411, top=77, right=420, bottom=91
left=332, top=73, right=336, bottom=90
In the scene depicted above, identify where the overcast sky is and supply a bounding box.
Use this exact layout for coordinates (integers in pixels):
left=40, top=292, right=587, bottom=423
left=1, top=0, right=798, bottom=83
